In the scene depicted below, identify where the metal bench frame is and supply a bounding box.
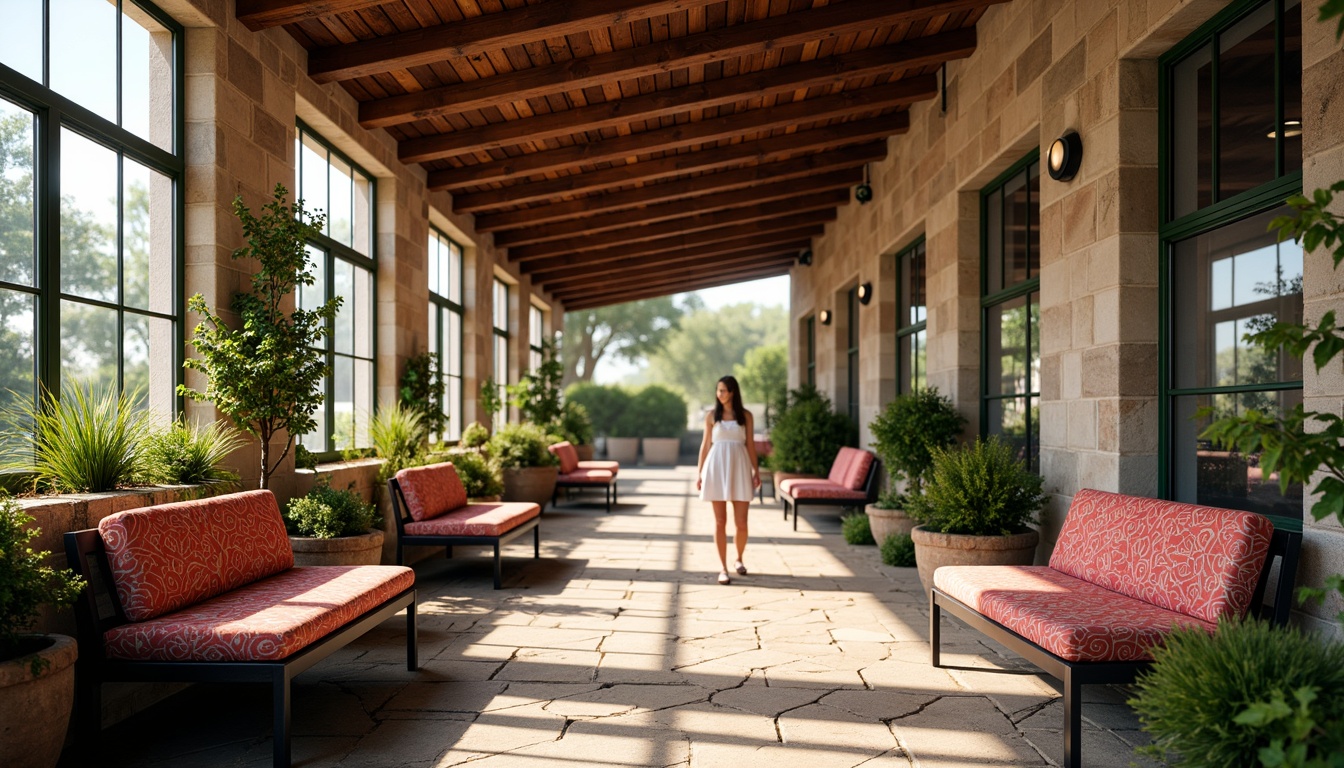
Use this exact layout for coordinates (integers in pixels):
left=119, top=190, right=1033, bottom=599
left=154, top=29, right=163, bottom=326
left=553, top=475, right=618, bottom=513
left=780, top=456, right=882, bottom=531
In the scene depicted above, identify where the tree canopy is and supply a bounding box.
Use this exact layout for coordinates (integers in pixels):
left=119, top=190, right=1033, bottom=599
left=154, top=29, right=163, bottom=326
left=561, top=296, right=688, bottom=385
left=648, top=303, right=787, bottom=407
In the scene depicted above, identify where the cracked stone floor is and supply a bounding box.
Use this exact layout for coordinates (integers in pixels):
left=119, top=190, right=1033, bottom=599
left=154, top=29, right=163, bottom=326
left=84, top=466, right=1160, bottom=767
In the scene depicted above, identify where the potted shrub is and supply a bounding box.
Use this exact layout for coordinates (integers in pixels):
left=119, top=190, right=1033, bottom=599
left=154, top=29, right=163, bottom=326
left=907, top=436, right=1046, bottom=593
left=0, top=494, right=85, bottom=768
left=867, top=388, right=965, bottom=544
left=766, top=385, right=854, bottom=486
left=488, top=422, right=560, bottom=507
left=558, top=401, right=596, bottom=461
left=283, top=481, right=383, bottom=566
left=566, top=383, right=633, bottom=459
left=618, top=385, right=686, bottom=466
left=441, top=450, right=504, bottom=502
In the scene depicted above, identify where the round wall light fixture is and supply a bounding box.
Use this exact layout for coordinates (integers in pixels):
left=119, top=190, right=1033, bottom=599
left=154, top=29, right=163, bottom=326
left=798, top=249, right=813, bottom=266
left=854, top=163, right=873, bottom=204
left=819, top=309, right=833, bottom=325
left=1046, top=131, right=1083, bottom=181
left=857, top=282, right=873, bottom=305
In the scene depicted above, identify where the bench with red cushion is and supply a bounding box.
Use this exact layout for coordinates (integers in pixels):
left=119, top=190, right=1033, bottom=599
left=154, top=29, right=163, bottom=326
left=388, top=462, right=541, bottom=588
left=63, top=490, right=417, bottom=768
left=778, top=446, right=880, bottom=530
left=929, top=489, right=1302, bottom=768
left=548, top=441, right=619, bottom=513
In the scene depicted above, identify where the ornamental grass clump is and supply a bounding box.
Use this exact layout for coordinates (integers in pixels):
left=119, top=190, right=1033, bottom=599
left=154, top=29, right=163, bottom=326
left=908, top=436, right=1045, bottom=536
left=0, top=494, right=85, bottom=668
left=284, top=482, right=378, bottom=539
left=142, top=419, right=244, bottom=488
left=369, top=401, right=426, bottom=483
left=880, top=533, right=916, bottom=567
left=841, top=512, right=875, bottom=545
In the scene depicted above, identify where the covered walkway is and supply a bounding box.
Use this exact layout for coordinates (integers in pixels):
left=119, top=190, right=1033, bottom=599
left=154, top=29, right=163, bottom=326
left=86, top=467, right=1155, bottom=767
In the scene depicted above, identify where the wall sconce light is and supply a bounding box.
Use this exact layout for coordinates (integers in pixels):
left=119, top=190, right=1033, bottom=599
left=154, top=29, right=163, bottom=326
left=1266, top=120, right=1303, bottom=139
left=854, top=163, right=873, bottom=204
left=1046, top=131, right=1083, bottom=181
left=857, top=282, right=873, bottom=305
left=819, top=309, right=832, bottom=325
left=798, top=249, right=813, bottom=266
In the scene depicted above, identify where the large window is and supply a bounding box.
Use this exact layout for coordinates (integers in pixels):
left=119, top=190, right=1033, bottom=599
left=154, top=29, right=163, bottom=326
left=428, top=227, right=463, bottom=442
left=0, top=1, right=181, bottom=429
left=1160, top=0, right=1302, bottom=517
left=896, top=238, right=928, bottom=394
left=846, top=286, right=859, bottom=426
left=982, top=154, right=1041, bottom=472
left=492, top=278, right=510, bottom=431
left=529, top=304, right=545, bottom=371
left=296, top=123, right=375, bottom=456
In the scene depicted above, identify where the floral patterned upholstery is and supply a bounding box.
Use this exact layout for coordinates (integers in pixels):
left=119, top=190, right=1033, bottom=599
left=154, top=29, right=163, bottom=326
left=549, top=442, right=580, bottom=474
left=394, top=462, right=469, bottom=522
left=558, top=468, right=615, bottom=485
left=935, top=565, right=1215, bottom=662
left=402, top=503, right=540, bottom=537
left=578, top=460, right=619, bottom=476
left=98, top=490, right=294, bottom=623
left=778, top=479, right=868, bottom=501
left=102, top=565, right=415, bottom=662
left=1049, top=489, right=1273, bottom=624
left=839, top=448, right=875, bottom=491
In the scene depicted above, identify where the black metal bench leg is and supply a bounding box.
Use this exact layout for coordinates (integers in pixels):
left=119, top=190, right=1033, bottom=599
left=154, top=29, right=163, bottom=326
left=493, top=541, right=503, bottom=589
left=273, top=669, right=292, bottom=768
left=605, top=484, right=611, bottom=513
left=406, top=599, right=419, bottom=671
left=793, top=502, right=799, bottom=531
left=930, top=596, right=942, bottom=668
left=1064, top=667, right=1082, bottom=768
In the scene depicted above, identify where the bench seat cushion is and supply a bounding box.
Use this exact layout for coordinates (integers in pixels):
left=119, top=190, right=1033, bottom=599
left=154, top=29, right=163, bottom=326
left=778, top=478, right=867, bottom=501
left=402, top=503, right=540, bottom=537
left=558, top=468, right=615, bottom=485
left=935, top=565, right=1215, bottom=662
left=102, top=565, right=415, bottom=662
left=395, top=463, right=469, bottom=522
left=577, top=460, right=619, bottom=475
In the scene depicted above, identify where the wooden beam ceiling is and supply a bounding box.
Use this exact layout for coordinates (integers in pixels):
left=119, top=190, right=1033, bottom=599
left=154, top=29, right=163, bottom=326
left=236, top=0, right=390, bottom=31
left=561, top=263, right=798, bottom=310
left=525, top=230, right=820, bottom=282
left=544, top=249, right=804, bottom=294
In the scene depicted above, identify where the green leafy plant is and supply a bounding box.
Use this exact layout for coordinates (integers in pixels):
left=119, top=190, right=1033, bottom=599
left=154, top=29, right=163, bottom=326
left=486, top=422, right=560, bottom=470
left=369, top=401, right=426, bottom=483
left=766, top=385, right=855, bottom=476
left=461, top=421, right=490, bottom=450
left=0, top=382, right=152, bottom=493
left=733, top=343, right=788, bottom=429
left=613, top=385, right=686, bottom=438
left=442, top=450, right=503, bottom=498
left=1234, top=687, right=1344, bottom=768
left=1131, top=619, right=1344, bottom=767
left=869, top=387, right=965, bottom=497
left=480, top=377, right=503, bottom=430
left=180, top=184, right=338, bottom=489
left=399, top=352, right=445, bottom=440
left=0, top=494, right=85, bottom=669
left=283, top=481, right=378, bottom=539
left=564, top=383, right=632, bottom=437
left=508, top=339, right=564, bottom=428
left=873, top=488, right=905, bottom=510
left=294, top=444, right=319, bottom=472
left=880, top=533, right=916, bottom=567
left=841, top=512, right=876, bottom=545
left=907, top=436, right=1045, bottom=536
left=557, top=401, right=595, bottom=446
left=143, top=419, right=244, bottom=488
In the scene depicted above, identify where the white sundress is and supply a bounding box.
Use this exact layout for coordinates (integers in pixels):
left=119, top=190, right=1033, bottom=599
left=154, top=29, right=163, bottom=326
left=699, top=419, right=754, bottom=502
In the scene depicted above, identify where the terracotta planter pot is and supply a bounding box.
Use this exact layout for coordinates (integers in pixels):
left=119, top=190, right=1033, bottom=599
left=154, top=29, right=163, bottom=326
left=502, top=465, right=559, bottom=508
left=641, top=437, right=680, bottom=466
left=605, top=437, right=640, bottom=464
left=0, top=634, right=77, bottom=768
left=289, top=529, right=385, bottom=566
left=866, top=504, right=915, bottom=543
left=910, top=525, right=1040, bottom=594
left=575, top=444, right=595, bottom=462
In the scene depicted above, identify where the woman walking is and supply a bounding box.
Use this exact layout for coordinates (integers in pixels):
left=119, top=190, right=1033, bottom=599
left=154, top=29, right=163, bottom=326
left=696, top=375, right=761, bottom=585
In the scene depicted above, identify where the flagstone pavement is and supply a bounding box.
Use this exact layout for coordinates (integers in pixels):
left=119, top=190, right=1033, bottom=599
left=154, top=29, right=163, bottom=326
left=85, top=466, right=1159, bottom=767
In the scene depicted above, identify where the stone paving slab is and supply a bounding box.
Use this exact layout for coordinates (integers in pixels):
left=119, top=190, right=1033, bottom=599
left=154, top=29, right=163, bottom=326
left=79, top=466, right=1153, bottom=767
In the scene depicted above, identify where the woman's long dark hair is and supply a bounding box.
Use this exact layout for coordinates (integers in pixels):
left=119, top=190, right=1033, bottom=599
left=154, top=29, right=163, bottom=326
left=713, top=375, right=748, bottom=424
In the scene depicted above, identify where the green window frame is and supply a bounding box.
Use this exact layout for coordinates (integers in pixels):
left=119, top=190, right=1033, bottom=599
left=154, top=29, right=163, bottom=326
left=492, top=278, right=510, bottom=431
left=805, top=315, right=816, bottom=387
left=895, top=236, right=928, bottom=395
left=981, top=152, right=1041, bottom=473
left=1158, top=0, right=1304, bottom=517
left=529, top=304, right=545, bottom=371
left=846, top=285, right=860, bottom=426
left=0, top=0, right=184, bottom=429
left=428, top=226, right=463, bottom=442
left=295, top=122, right=377, bottom=458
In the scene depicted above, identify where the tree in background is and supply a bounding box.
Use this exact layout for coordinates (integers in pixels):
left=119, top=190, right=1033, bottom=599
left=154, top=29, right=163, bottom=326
left=734, top=343, right=788, bottom=430
left=649, top=303, right=788, bottom=406
left=562, top=296, right=687, bottom=386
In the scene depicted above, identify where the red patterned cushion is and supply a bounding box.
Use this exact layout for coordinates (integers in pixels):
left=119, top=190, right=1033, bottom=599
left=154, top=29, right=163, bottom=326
left=577, top=460, right=619, bottom=476
left=827, top=448, right=855, bottom=486
left=840, top=449, right=875, bottom=491
left=395, top=462, right=468, bottom=522
left=558, top=468, right=615, bottom=485
left=403, top=502, right=540, bottom=537
left=935, top=565, right=1215, bottom=662
left=779, top=479, right=867, bottom=501
left=102, top=565, right=414, bottom=662
left=1049, top=489, right=1273, bottom=624
left=98, top=490, right=294, bottom=623
left=549, top=442, right=580, bottom=474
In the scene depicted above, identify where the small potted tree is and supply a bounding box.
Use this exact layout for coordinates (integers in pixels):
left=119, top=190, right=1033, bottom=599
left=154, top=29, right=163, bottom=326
left=908, top=437, right=1046, bottom=593
left=489, top=422, right=560, bottom=507
left=283, top=481, right=383, bottom=566
left=766, top=385, right=854, bottom=487
left=557, top=401, right=596, bottom=461
left=0, top=495, right=85, bottom=768
left=867, top=388, right=965, bottom=544
left=622, top=385, right=687, bottom=466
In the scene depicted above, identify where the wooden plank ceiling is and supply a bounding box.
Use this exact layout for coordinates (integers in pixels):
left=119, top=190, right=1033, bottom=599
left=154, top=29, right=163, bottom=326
left=240, top=0, right=1004, bottom=310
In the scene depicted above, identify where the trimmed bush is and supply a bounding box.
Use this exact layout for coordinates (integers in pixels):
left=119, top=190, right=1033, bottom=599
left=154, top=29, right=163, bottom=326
left=908, top=436, right=1045, bottom=536
left=284, top=482, right=378, bottom=539
left=565, top=383, right=632, bottom=437
left=766, top=385, right=854, bottom=476
left=487, top=422, right=560, bottom=469
left=558, top=401, right=595, bottom=446
left=841, top=512, right=876, bottom=545
left=442, top=450, right=503, bottom=498
left=613, top=385, right=686, bottom=438
left=869, top=387, right=964, bottom=495
left=460, top=421, right=490, bottom=449
left=143, top=419, right=244, bottom=488
left=880, top=533, right=916, bottom=567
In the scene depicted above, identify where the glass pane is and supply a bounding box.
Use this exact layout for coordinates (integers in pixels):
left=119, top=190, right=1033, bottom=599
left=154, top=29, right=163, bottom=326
left=428, top=234, right=440, bottom=299
left=51, top=0, right=117, bottom=122
left=449, top=240, right=463, bottom=303
left=0, top=0, right=42, bottom=83
left=61, top=300, right=118, bottom=390
left=300, top=244, right=326, bottom=315
left=123, top=312, right=174, bottom=415
left=0, top=289, right=37, bottom=421
left=300, top=375, right=327, bottom=454
left=985, top=188, right=1003, bottom=292
left=355, top=358, right=373, bottom=449
left=333, top=355, right=354, bottom=451
left=990, top=396, right=1035, bottom=467
left=299, top=133, right=328, bottom=231
left=61, top=129, right=118, bottom=303
left=1172, top=43, right=1214, bottom=218
left=902, top=243, right=927, bottom=327
left=494, top=334, right=508, bottom=383
left=447, top=309, right=462, bottom=376
left=354, top=264, right=372, bottom=358
left=0, top=99, right=37, bottom=287
left=912, top=328, right=927, bottom=392
left=1173, top=390, right=1304, bottom=517
left=353, top=171, right=372, bottom=257
left=1282, top=0, right=1303, bottom=175
left=447, top=375, right=462, bottom=441
left=333, top=259, right=354, bottom=355
left=427, top=301, right=439, bottom=359
left=494, top=280, right=508, bottom=330
left=122, top=3, right=173, bottom=151
left=987, top=295, right=1029, bottom=397
left=328, top=155, right=353, bottom=248
left=1218, top=3, right=1277, bottom=201
left=123, top=161, right=174, bottom=313
left=1003, top=169, right=1031, bottom=287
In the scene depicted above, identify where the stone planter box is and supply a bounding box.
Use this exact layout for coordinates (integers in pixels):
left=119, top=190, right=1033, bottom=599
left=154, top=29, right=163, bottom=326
left=288, top=529, right=385, bottom=566
left=866, top=504, right=915, bottom=544
left=502, top=466, right=559, bottom=508
left=641, top=437, right=680, bottom=466
left=605, top=437, right=640, bottom=464
left=910, top=525, right=1040, bottom=594
left=0, top=633, right=77, bottom=768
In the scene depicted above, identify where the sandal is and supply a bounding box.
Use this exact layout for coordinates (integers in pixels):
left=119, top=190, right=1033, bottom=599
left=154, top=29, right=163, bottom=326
left=734, top=561, right=748, bottom=576
left=717, top=571, right=731, bottom=585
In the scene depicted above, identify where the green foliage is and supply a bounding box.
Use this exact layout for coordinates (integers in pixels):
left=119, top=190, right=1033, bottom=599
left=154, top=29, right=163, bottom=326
left=398, top=353, right=445, bottom=439
left=874, top=488, right=906, bottom=509
left=369, top=402, right=426, bottom=484
left=1131, top=619, right=1344, bottom=767
left=510, top=339, right=565, bottom=428
left=557, top=401, right=595, bottom=446
left=460, top=422, right=490, bottom=450
left=440, top=450, right=503, bottom=498
left=880, top=533, right=916, bottom=567
left=841, top=512, right=875, bottom=545
left=486, top=422, right=560, bottom=470
left=613, top=385, right=687, bottom=438
left=648, top=303, right=788, bottom=404
left=869, top=388, right=965, bottom=495
left=908, top=437, right=1045, bottom=536
left=294, top=444, right=319, bottom=472
left=766, top=386, right=855, bottom=476
left=180, top=184, right=338, bottom=489
left=564, top=383, right=632, bottom=437
left=562, top=297, right=685, bottom=384
left=283, top=481, right=378, bottom=539
left=0, top=494, right=85, bottom=664
left=1323, top=0, right=1344, bottom=37
left=733, top=343, right=788, bottom=429
left=143, top=419, right=244, bottom=488
left=0, top=382, right=152, bottom=493
left=1234, top=687, right=1344, bottom=768
left=480, top=377, right=503, bottom=426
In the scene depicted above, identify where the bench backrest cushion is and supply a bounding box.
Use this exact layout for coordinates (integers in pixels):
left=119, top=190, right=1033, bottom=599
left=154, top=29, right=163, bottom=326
left=839, top=449, right=875, bottom=491
left=549, top=441, right=580, bottom=474
left=1049, top=489, right=1273, bottom=624
left=826, top=448, right=855, bottom=486
left=98, top=490, right=294, bottom=623
left=394, top=462, right=468, bottom=522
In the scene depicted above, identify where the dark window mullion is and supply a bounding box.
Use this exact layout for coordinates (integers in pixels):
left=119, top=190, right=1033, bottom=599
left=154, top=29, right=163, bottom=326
left=1211, top=32, right=1221, bottom=203
left=39, top=105, right=60, bottom=392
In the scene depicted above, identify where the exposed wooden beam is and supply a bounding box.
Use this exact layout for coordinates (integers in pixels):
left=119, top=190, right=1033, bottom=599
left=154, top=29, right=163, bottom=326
left=559, top=264, right=795, bottom=310
left=527, top=230, right=819, bottom=282
left=474, top=145, right=882, bottom=232
left=399, top=30, right=976, bottom=163
left=359, top=0, right=1004, bottom=129
left=236, top=0, right=390, bottom=31
left=449, top=113, right=907, bottom=211
left=506, top=190, right=850, bottom=258
left=545, top=249, right=802, bottom=294
left=432, top=77, right=933, bottom=190
left=310, top=0, right=723, bottom=84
